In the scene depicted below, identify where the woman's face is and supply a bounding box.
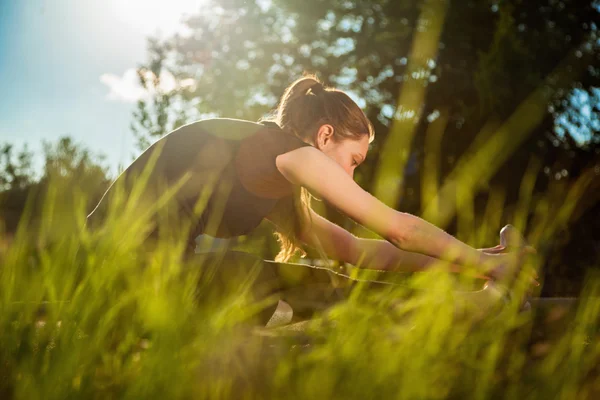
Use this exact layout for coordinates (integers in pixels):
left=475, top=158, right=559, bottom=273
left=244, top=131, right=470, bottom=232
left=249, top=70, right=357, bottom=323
left=315, top=124, right=370, bottom=179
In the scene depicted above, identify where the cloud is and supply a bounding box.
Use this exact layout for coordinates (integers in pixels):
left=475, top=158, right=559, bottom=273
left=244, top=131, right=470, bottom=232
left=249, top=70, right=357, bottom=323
left=100, top=69, right=148, bottom=103
left=100, top=68, right=195, bottom=103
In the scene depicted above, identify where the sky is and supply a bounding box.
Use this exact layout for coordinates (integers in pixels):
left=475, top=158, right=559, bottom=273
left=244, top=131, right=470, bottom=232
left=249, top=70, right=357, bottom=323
left=0, top=0, right=204, bottom=175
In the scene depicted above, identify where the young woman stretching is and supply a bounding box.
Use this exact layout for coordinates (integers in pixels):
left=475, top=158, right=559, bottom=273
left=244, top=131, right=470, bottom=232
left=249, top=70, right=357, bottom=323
left=87, top=76, right=531, bottom=323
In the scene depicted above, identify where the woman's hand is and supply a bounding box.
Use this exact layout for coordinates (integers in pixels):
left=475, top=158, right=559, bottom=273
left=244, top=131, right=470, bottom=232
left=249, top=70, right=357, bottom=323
left=478, top=245, right=507, bottom=255
left=481, top=249, right=539, bottom=286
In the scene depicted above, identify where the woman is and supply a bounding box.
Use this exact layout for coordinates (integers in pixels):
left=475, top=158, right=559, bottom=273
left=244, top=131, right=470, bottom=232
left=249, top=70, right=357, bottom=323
left=87, top=76, right=531, bottom=322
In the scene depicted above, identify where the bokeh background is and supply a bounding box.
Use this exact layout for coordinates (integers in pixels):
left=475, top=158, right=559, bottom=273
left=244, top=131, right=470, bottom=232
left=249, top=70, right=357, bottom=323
left=1, top=0, right=599, bottom=296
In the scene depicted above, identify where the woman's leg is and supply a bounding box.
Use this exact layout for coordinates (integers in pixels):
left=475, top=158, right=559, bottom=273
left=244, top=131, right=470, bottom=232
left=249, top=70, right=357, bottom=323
left=182, top=251, right=365, bottom=324
left=182, top=242, right=520, bottom=326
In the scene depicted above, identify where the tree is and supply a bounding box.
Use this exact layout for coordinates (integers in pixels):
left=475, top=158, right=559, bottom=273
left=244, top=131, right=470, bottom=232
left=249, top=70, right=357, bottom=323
left=0, top=137, right=111, bottom=238
left=41, top=136, right=109, bottom=192
left=0, top=143, right=34, bottom=192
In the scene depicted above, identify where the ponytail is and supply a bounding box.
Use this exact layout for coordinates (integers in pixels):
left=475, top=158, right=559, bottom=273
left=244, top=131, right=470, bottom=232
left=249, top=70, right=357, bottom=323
left=276, top=77, right=324, bottom=124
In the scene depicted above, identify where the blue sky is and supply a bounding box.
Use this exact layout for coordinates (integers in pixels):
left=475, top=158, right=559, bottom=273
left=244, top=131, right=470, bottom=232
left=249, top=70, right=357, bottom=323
left=0, top=0, right=202, bottom=174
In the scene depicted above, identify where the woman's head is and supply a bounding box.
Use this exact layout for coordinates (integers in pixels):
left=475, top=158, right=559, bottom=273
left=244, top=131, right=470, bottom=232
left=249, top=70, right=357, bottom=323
left=267, top=75, right=375, bottom=263
left=272, top=75, right=374, bottom=178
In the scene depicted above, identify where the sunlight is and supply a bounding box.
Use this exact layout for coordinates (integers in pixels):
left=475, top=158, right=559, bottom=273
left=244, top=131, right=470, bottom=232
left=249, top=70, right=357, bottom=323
left=111, top=0, right=208, bottom=35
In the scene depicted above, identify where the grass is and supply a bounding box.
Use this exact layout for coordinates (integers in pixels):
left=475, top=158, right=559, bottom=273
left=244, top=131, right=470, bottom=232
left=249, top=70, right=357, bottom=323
left=0, top=170, right=598, bottom=400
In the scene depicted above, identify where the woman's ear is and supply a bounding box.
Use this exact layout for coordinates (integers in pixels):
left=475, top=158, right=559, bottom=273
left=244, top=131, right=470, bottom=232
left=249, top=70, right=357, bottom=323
left=315, top=124, right=335, bottom=149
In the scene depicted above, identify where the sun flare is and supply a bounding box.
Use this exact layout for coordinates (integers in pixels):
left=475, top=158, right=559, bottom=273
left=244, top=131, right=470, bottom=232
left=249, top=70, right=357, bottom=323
left=112, top=0, right=207, bottom=35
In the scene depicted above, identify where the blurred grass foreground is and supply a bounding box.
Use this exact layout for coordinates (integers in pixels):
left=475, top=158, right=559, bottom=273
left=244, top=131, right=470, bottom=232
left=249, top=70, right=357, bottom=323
left=0, top=146, right=598, bottom=400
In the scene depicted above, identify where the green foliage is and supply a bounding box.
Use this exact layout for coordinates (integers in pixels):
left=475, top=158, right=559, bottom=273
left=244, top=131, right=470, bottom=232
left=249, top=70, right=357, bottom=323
left=0, top=174, right=599, bottom=399
left=0, top=144, right=34, bottom=192
left=0, top=136, right=110, bottom=239
left=130, top=39, right=190, bottom=151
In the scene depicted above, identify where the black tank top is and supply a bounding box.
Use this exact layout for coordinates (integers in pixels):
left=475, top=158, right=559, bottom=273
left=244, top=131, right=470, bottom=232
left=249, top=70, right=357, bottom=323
left=87, top=118, right=311, bottom=248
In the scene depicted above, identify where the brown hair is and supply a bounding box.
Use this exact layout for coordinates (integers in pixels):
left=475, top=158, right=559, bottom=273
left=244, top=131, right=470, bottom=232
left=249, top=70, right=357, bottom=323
left=263, top=75, right=374, bottom=262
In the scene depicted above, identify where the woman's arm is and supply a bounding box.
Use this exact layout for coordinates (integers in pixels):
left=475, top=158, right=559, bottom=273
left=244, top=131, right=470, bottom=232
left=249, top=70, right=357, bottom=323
left=276, top=147, right=498, bottom=271
left=289, top=207, right=482, bottom=275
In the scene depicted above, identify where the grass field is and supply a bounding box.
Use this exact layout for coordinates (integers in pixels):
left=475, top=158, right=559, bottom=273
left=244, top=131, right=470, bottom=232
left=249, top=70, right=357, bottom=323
left=0, top=174, right=599, bottom=400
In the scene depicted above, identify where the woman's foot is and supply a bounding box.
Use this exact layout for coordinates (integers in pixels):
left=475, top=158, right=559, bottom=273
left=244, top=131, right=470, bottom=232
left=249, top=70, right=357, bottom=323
left=499, top=224, right=528, bottom=250
left=494, top=225, right=537, bottom=309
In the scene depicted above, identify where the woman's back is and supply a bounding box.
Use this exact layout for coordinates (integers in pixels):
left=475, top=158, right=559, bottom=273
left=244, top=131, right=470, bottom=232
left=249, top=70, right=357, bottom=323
left=87, top=118, right=309, bottom=250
